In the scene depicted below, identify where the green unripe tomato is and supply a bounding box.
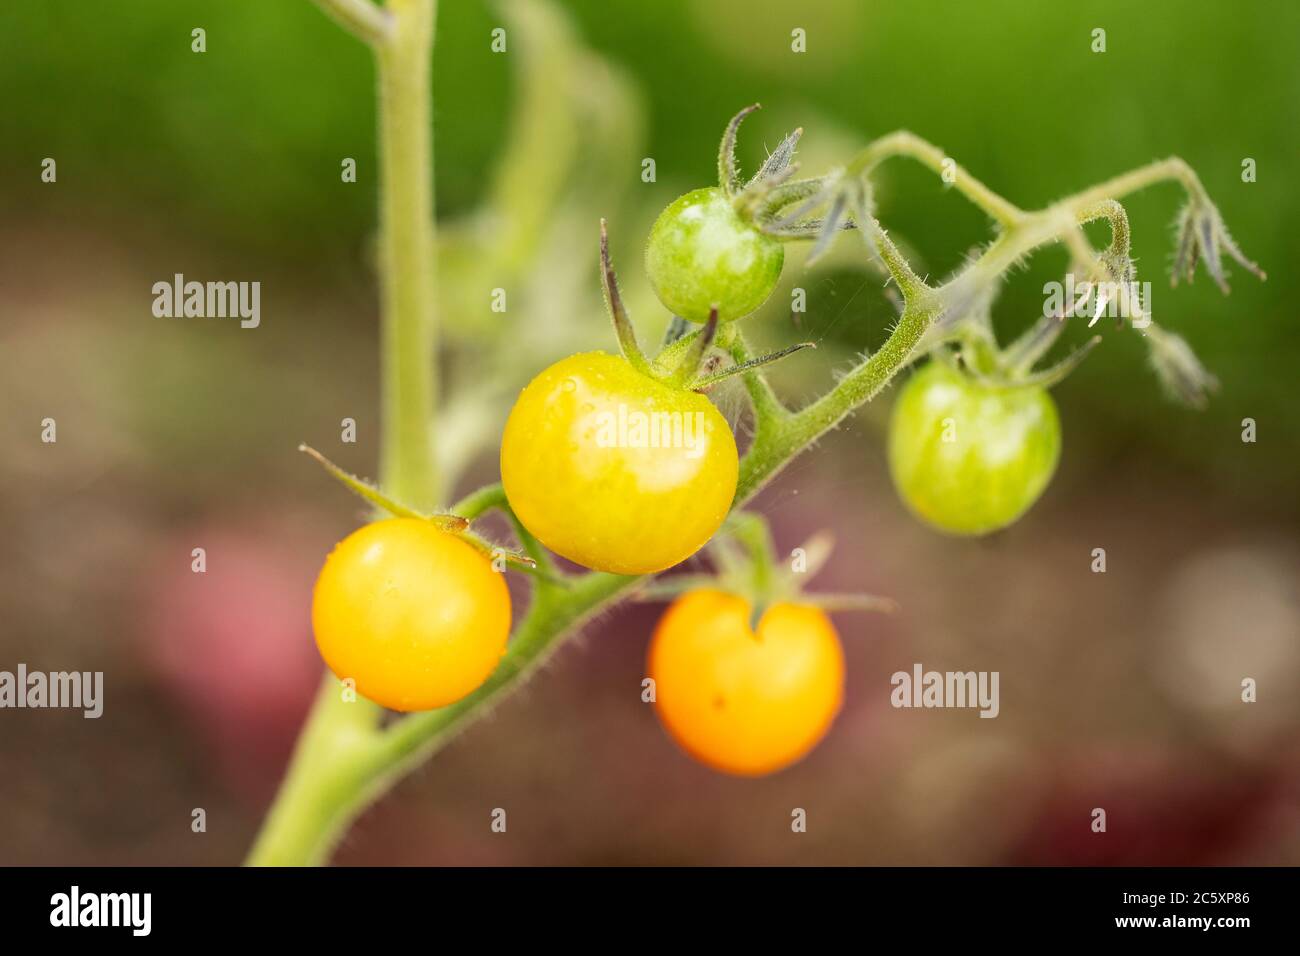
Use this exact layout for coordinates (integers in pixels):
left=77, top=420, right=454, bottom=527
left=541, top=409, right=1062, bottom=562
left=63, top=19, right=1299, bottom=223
left=887, top=361, right=1061, bottom=536
left=644, top=187, right=784, bottom=323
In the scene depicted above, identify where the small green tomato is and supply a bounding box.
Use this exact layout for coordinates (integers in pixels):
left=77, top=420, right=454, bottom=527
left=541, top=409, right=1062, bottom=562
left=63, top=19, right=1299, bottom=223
left=644, top=187, right=784, bottom=323
left=887, top=361, right=1061, bottom=536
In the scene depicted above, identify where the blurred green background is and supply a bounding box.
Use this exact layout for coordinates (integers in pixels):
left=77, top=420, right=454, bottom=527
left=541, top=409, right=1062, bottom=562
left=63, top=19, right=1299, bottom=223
left=5, top=0, right=1298, bottom=489
left=1, top=0, right=1297, bottom=865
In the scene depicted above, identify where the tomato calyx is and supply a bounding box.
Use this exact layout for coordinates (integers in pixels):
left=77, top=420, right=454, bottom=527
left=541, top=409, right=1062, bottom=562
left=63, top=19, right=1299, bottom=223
left=715, top=103, right=856, bottom=255
left=926, top=279, right=1106, bottom=399
left=1172, top=193, right=1266, bottom=293
left=600, top=219, right=813, bottom=392
left=940, top=327, right=1100, bottom=393
left=637, top=511, right=896, bottom=631
left=600, top=216, right=718, bottom=387
left=298, top=444, right=540, bottom=575
left=719, top=104, right=805, bottom=223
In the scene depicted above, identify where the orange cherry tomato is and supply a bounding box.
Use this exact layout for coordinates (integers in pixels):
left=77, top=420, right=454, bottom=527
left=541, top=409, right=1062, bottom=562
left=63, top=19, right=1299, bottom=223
left=312, top=518, right=511, bottom=711
left=648, top=589, right=845, bottom=776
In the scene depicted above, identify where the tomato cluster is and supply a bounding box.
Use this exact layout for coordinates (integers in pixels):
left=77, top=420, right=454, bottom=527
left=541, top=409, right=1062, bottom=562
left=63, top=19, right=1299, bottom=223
left=306, top=107, right=1076, bottom=778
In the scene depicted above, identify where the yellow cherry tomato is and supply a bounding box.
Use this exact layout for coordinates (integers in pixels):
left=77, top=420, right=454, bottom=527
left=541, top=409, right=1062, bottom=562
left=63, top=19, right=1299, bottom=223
left=648, top=589, right=845, bottom=776
left=311, top=518, right=510, bottom=711
left=500, top=351, right=739, bottom=575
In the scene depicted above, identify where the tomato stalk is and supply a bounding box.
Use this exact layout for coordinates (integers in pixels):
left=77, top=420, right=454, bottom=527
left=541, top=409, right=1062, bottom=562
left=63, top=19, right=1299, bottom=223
left=376, top=0, right=439, bottom=510
left=720, top=512, right=777, bottom=628
left=247, top=0, right=439, bottom=866
left=312, top=0, right=394, bottom=45
left=245, top=679, right=388, bottom=866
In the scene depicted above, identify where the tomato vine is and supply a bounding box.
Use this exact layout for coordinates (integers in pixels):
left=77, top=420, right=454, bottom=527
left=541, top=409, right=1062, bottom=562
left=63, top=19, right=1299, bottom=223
left=246, top=0, right=1262, bottom=866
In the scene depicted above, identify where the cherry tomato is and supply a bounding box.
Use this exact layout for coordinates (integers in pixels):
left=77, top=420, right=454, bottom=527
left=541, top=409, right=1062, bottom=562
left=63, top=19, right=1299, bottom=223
left=887, top=360, right=1061, bottom=536
left=501, top=351, right=738, bottom=575
left=648, top=589, right=845, bottom=776
left=312, top=518, right=510, bottom=711
left=644, top=187, right=784, bottom=323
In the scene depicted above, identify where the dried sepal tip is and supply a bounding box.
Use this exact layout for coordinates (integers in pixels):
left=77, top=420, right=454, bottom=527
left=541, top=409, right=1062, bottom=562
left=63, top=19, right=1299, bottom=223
left=1143, top=324, right=1219, bottom=409
left=1171, top=199, right=1266, bottom=293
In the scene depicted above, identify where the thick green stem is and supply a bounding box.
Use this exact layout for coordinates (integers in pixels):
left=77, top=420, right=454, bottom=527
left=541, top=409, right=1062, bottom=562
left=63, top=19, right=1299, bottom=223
left=736, top=294, right=943, bottom=502
left=246, top=0, right=437, bottom=867
left=312, top=0, right=394, bottom=45
left=378, top=0, right=439, bottom=510
left=245, top=679, right=384, bottom=866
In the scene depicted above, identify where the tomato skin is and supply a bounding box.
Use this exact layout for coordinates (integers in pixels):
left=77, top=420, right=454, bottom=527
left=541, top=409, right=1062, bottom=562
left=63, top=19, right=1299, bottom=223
left=311, top=518, right=510, bottom=711
left=887, top=361, right=1061, bottom=536
left=648, top=590, right=845, bottom=777
left=644, top=187, right=784, bottom=323
left=501, top=352, right=738, bottom=575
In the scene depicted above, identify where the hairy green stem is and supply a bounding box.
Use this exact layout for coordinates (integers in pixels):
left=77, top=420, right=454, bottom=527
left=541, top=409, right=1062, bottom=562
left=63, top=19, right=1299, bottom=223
left=247, top=0, right=438, bottom=867
left=245, top=680, right=386, bottom=866
left=1056, top=156, right=1209, bottom=215
left=738, top=297, right=943, bottom=500
left=312, top=0, right=394, bottom=45
left=847, top=130, right=1024, bottom=227
left=378, top=0, right=439, bottom=509
left=727, top=329, right=792, bottom=424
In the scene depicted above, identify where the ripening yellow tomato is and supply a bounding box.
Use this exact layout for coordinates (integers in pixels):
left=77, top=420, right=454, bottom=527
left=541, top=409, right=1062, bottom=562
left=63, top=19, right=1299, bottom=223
left=500, top=352, right=739, bottom=575
left=648, top=589, right=845, bottom=776
left=311, top=518, right=510, bottom=711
